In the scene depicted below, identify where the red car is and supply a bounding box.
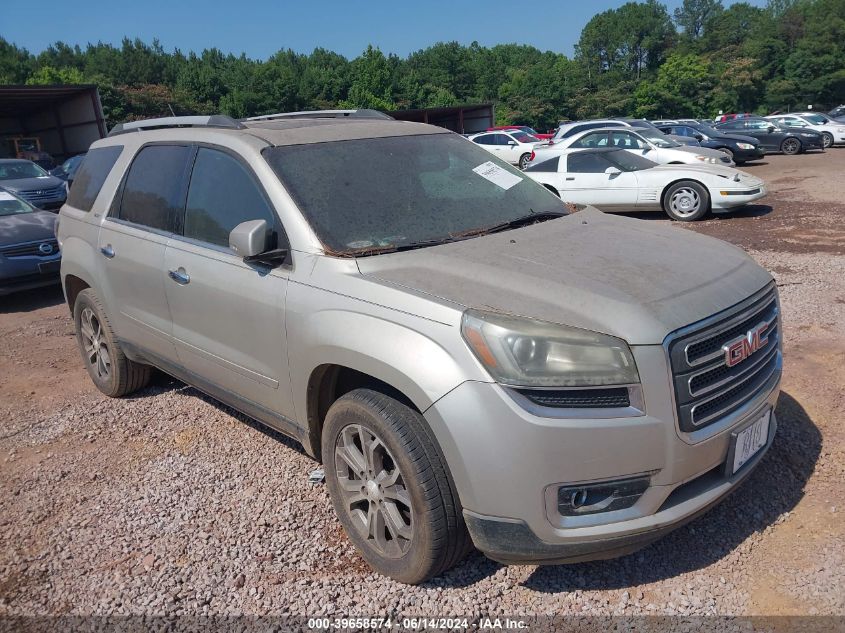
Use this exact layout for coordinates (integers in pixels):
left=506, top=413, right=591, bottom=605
left=714, top=113, right=752, bottom=123
left=486, top=125, right=555, bottom=140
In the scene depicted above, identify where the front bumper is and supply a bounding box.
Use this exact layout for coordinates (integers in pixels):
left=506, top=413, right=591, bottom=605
left=733, top=147, right=765, bottom=162
left=713, top=184, right=767, bottom=210
left=423, top=344, right=781, bottom=564
left=0, top=256, right=62, bottom=296
left=464, top=412, right=776, bottom=564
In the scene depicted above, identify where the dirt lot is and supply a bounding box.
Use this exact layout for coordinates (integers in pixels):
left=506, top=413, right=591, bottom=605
left=1, top=150, right=844, bottom=620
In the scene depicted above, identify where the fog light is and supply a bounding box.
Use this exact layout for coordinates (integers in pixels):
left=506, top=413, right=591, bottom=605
left=557, top=475, right=651, bottom=516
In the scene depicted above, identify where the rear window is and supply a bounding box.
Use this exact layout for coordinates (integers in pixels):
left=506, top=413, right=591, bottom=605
left=66, top=146, right=123, bottom=212
left=117, top=145, right=190, bottom=232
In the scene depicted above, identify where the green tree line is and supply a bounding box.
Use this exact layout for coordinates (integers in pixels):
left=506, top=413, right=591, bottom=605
left=1, top=0, right=843, bottom=131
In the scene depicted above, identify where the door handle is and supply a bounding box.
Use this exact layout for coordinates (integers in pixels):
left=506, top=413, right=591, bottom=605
left=100, top=244, right=115, bottom=258
left=168, top=268, right=190, bottom=285
left=566, top=177, right=575, bottom=181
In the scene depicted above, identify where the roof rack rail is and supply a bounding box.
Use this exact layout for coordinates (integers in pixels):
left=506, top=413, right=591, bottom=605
left=245, top=109, right=393, bottom=122
left=108, top=115, right=246, bottom=137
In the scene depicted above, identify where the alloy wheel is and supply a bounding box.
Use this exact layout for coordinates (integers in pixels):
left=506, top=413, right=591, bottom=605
left=669, top=187, right=701, bottom=218
left=782, top=138, right=801, bottom=154
left=79, top=307, right=111, bottom=380
left=822, top=133, right=833, bottom=149
left=334, top=424, right=413, bottom=558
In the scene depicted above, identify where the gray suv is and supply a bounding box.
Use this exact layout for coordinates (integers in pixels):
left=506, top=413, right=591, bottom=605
left=57, top=111, right=782, bottom=584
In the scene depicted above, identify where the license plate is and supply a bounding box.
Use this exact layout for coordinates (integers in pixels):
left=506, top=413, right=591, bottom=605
left=730, top=410, right=770, bottom=475
left=38, top=261, right=60, bottom=274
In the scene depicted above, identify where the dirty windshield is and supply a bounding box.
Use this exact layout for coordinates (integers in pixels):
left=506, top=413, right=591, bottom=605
left=264, top=133, right=566, bottom=254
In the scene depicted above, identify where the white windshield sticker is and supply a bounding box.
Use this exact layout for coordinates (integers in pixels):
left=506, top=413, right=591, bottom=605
left=472, top=161, right=523, bottom=190
left=0, top=192, right=14, bottom=201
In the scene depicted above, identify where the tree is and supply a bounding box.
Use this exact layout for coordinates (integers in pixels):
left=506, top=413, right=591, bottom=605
left=674, top=0, right=724, bottom=38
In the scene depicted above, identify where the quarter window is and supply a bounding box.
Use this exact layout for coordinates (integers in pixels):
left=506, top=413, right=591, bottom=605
left=183, top=148, right=277, bottom=248
left=66, top=146, right=123, bottom=212
left=118, top=145, right=190, bottom=231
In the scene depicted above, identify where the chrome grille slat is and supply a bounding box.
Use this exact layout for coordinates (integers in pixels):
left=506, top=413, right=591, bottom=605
left=0, top=239, right=59, bottom=258
left=666, top=284, right=781, bottom=432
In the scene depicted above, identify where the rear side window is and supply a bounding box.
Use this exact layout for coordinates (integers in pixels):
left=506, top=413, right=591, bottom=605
left=183, top=148, right=278, bottom=248
left=567, top=152, right=612, bottom=173
left=66, top=146, right=123, bottom=212
left=118, top=145, right=191, bottom=232
left=524, top=156, right=559, bottom=172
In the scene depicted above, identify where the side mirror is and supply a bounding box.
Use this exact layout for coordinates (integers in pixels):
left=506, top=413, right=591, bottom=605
left=767, top=125, right=776, bottom=133
left=694, top=134, right=704, bottom=141
left=229, top=219, right=288, bottom=267
left=605, top=166, right=622, bottom=176
left=507, top=140, right=517, bottom=146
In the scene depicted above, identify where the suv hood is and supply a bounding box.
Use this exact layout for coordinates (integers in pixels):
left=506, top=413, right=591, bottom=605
left=0, top=210, right=57, bottom=247
left=356, top=208, right=772, bottom=345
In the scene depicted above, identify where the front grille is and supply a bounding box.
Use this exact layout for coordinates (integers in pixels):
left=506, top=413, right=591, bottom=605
left=516, top=387, right=630, bottom=409
left=16, top=186, right=65, bottom=203
left=0, top=239, right=59, bottom=258
left=666, top=285, right=781, bottom=432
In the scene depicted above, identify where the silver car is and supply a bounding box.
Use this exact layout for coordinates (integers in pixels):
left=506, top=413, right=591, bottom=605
left=58, top=112, right=781, bottom=584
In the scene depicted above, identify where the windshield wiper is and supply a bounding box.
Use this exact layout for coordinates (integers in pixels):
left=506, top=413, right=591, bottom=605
left=481, top=210, right=568, bottom=235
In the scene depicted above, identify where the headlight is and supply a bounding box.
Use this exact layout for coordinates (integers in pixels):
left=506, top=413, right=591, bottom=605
left=736, top=143, right=755, bottom=150
left=694, top=155, right=718, bottom=164
left=461, top=309, right=639, bottom=387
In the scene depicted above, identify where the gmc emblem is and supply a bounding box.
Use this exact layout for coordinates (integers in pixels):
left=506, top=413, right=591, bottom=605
left=723, top=322, right=769, bottom=367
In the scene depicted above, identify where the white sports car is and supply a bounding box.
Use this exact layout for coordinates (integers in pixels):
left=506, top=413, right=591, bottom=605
left=524, top=147, right=766, bottom=221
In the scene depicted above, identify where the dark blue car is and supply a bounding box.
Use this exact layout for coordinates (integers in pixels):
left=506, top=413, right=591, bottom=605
left=0, top=188, right=62, bottom=296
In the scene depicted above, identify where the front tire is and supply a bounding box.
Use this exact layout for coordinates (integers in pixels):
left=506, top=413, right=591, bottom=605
left=73, top=289, right=152, bottom=397
left=822, top=132, right=834, bottom=149
left=518, top=153, right=532, bottom=170
left=662, top=180, right=709, bottom=221
left=781, top=137, right=801, bottom=155
left=322, top=389, right=471, bottom=584
left=720, top=147, right=735, bottom=163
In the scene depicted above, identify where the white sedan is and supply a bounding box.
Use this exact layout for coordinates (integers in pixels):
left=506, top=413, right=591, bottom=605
left=524, top=147, right=766, bottom=221
left=468, top=130, right=547, bottom=170
left=533, top=127, right=735, bottom=168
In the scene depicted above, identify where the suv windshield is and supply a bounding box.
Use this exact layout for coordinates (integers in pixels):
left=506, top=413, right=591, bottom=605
left=0, top=161, right=48, bottom=180
left=604, top=149, right=658, bottom=171
left=801, top=113, right=826, bottom=124
left=264, top=133, right=565, bottom=254
left=0, top=190, right=35, bottom=216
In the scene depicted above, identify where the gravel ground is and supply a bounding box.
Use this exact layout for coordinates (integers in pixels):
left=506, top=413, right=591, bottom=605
left=1, top=151, right=844, bottom=622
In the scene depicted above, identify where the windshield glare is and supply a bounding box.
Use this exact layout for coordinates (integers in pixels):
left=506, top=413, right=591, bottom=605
left=0, top=161, right=48, bottom=180
left=802, top=114, right=826, bottom=124
left=264, top=134, right=566, bottom=254
left=0, top=191, right=35, bottom=217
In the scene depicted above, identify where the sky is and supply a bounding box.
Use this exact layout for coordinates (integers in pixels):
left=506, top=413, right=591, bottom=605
left=5, top=0, right=767, bottom=61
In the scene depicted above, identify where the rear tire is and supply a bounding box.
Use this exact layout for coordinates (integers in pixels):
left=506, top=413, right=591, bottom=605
left=518, top=153, right=532, bottom=170
left=73, top=289, right=151, bottom=397
left=781, top=137, right=801, bottom=155
left=662, top=180, right=709, bottom=221
left=322, top=389, right=471, bottom=584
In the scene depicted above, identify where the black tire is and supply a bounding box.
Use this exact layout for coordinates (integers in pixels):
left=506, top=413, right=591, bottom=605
left=720, top=147, right=735, bottom=162
left=822, top=132, right=834, bottom=149
left=662, top=180, right=710, bottom=222
left=73, top=288, right=152, bottom=397
left=518, top=153, right=532, bottom=170
left=322, top=389, right=472, bottom=584
left=781, top=137, right=801, bottom=155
